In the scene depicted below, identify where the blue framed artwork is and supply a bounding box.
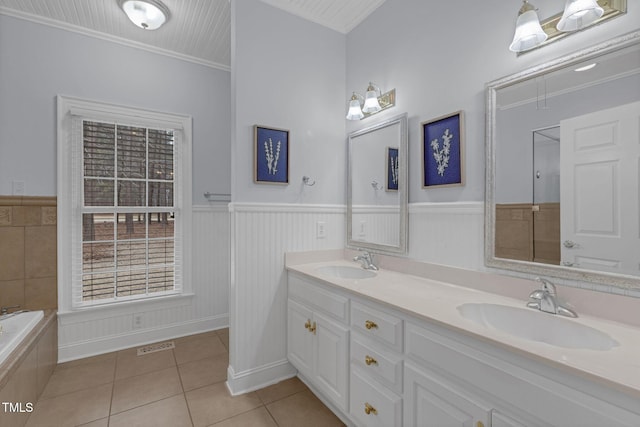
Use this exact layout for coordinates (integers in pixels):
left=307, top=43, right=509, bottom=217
left=254, top=125, right=289, bottom=185
left=422, top=111, right=465, bottom=188
left=386, top=147, right=399, bottom=191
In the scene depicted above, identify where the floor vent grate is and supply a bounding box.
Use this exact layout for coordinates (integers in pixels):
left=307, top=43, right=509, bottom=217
left=137, top=341, right=175, bottom=356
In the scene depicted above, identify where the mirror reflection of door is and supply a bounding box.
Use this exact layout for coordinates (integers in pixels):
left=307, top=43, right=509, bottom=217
left=532, top=127, right=560, bottom=265
left=560, top=101, right=640, bottom=274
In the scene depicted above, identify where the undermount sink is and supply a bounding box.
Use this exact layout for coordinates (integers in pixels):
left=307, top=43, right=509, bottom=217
left=315, top=265, right=377, bottom=280
left=457, top=303, right=619, bottom=351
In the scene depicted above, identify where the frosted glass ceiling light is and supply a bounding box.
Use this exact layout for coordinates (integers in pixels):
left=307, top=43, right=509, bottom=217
left=118, top=0, right=170, bottom=30
left=557, top=0, right=604, bottom=32
left=362, top=82, right=382, bottom=114
left=509, top=1, right=548, bottom=53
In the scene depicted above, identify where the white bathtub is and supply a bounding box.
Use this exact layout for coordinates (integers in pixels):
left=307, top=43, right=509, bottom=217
left=0, top=311, right=44, bottom=365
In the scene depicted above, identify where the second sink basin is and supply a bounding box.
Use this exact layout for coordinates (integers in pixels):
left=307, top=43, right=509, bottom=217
left=315, top=265, right=377, bottom=280
left=457, top=303, right=619, bottom=351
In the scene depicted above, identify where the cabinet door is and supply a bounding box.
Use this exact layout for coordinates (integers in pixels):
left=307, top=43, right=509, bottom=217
left=314, top=311, right=349, bottom=411
left=287, top=299, right=314, bottom=377
left=404, top=363, right=490, bottom=427
left=492, top=410, right=529, bottom=427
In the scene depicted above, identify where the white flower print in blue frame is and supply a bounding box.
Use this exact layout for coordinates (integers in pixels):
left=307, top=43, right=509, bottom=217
left=422, top=111, right=465, bottom=188
left=387, top=147, right=399, bottom=191
left=254, top=125, right=289, bottom=185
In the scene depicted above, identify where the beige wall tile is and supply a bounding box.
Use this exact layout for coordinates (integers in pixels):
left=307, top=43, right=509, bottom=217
left=0, top=349, right=38, bottom=427
left=36, top=322, right=58, bottom=398
left=25, top=226, right=56, bottom=279
left=25, top=277, right=57, bottom=310
left=0, top=207, right=12, bottom=226
left=0, top=227, right=25, bottom=281
left=40, top=207, right=56, bottom=226
left=12, top=207, right=41, bottom=227
left=0, top=279, right=25, bottom=310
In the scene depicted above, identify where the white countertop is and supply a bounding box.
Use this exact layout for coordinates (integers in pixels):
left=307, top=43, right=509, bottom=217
left=286, top=257, right=640, bottom=398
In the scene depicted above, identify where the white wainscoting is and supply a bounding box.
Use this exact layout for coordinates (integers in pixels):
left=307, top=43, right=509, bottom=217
left=227, top=203, right=346, bottom=395
left=352, top=205, right=400, bottom=247
left=58, top=205, right=230, bottom=362
left=408, top=202, right=485, bottom=270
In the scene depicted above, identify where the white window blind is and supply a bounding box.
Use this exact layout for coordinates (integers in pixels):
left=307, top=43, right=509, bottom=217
left=69, top=116, right=185, bottom=307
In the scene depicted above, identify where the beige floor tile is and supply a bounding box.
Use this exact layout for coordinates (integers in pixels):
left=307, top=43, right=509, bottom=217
left=40, top=357, right=115, bottom=399
left=211, top=407, right=277, bottom=427
left=185, top=382, right=262, bottom=427
left=115, top=346, right=176, bottom=380
left=216, top=329, right=229, bottom=350
left=25, top=383, right=112, bottom=427
left=174, top=335, right=227, bottom=365
left=109, top=394, right=192, bottom=427
left=256, top=376, right=307, bottom=405
left=266, top=390, right=345, bottom=427
left=111, top=366, right=183, bottom=415
left=55, top=352, right=117, bottom=371
left=76, top=418, right=109, bottom=427
left=178, top=352, right=228, bottom=391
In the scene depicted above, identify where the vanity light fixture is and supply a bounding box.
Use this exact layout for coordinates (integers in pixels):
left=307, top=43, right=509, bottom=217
left=557, top=0, right=604, bottom=32
left=118, top=0, right=170, bottom=30
left=509, top=1, right=548, bottom=53
left=346, top=83, right=396, bottom=121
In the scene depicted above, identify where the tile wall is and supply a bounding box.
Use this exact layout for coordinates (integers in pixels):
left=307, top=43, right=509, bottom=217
left=0, top=196, right=57, bottom=310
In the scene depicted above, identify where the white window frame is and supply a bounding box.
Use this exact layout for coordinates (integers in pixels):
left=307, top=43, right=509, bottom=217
left=57, top=95, right=192, bottom=312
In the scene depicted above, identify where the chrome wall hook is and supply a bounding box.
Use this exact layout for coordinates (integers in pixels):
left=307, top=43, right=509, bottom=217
left=302, top=176, right=316, bottom=186
left=371, top=180, right=383, bottom=190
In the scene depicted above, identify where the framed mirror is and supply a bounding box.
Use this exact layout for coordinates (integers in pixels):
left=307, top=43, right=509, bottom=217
left=485, top=30, right=640, bottom=289
left=347, top=113, right=408, bottom=254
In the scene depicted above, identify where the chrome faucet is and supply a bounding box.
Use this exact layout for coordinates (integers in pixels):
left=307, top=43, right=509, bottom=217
left=353, top=250, right=378, bottom=271
left=527, top=278, right=577, bottom=318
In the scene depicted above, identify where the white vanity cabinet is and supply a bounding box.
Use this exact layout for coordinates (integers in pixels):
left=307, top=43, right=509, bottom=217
left=349, top=302, right=404, bottom=426
left=286, top=268, right=640, bottom=427
left=287, top=274, right=349, bottom=412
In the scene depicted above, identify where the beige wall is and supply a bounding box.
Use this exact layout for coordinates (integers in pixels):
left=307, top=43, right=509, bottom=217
left=0, top=196, right=57, bottom=311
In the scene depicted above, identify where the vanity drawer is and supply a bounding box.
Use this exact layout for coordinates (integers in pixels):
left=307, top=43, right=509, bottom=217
left=350, top=366, right=402, bottom=427
left=351, top=301, right=403, bottom=352
left=288, top=274, right=349, bottom=323
left=351, top=334, right=403, bottom=394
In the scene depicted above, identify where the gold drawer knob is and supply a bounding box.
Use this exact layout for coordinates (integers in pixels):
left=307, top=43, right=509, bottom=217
left=304, top=319, right=311, bottom=330
left=364, top=402, right=378, bottom=415
left=364, top=355, right=378, bottom=366
left=309, top=321, right=316, bottom=334
left=365, top=320, right=378, bottom=330
left=476, top=422, right=485, bottom=427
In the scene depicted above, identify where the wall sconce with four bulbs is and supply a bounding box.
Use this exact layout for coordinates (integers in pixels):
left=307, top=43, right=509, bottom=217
left=509, top=0, right=625, bottom=53
left=346, top=82, right=396, bottom=120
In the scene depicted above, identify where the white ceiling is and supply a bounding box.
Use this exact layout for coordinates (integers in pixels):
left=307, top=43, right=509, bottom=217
left=0, top=0, right=386, bottom=70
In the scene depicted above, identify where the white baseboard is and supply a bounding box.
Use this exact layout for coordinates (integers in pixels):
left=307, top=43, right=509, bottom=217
left=226, top=359, right=297, bottom=396
left=58, top=314, right=229, bottom=363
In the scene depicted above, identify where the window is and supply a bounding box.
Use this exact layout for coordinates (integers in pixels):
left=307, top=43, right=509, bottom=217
left=57, top=96, right=192, bottom=309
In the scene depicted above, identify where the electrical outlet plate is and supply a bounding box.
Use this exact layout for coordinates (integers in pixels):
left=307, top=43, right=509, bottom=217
left=316, top=221, right=326, bottom=238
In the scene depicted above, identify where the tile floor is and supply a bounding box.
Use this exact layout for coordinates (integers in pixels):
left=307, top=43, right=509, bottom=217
left=25, top=329, right=345, bottom=427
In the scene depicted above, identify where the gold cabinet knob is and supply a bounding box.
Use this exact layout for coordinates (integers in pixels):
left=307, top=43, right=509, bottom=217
left=364, top=402, right=378, bottom=415
left=365, top=320, right=378, bottom=330
left=476, top=422, right=484, bottom=427
left=309, top=321, right=316, bottom=334
left=364, top=355, right=378, bottom=366
left=304, top=319, right=311, bottom=330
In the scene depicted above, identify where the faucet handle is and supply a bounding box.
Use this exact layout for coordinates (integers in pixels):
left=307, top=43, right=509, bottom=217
left=528, top=290, right=545, bottom=300
left=535, top=277, right=556, bottom=296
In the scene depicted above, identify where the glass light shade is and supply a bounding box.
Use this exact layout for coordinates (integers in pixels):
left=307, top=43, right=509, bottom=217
left=346, top=99, right=364, bottom=120
left=557, top=0, right=604, bottom=32
left=120, top=0, right=169, bottom=30
left=509, top=9, right=548, bottom=52
left=362, top=90, right=382, bottom=114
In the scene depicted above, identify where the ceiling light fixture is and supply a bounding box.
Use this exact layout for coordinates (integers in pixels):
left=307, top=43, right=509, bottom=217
left=118, top=0, right=170, bottom=30
left=557, top=0, right=604, bottom=32
left=509, top=1, right=548, bottom=53
left=346, top=83, right=396, bottom=121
